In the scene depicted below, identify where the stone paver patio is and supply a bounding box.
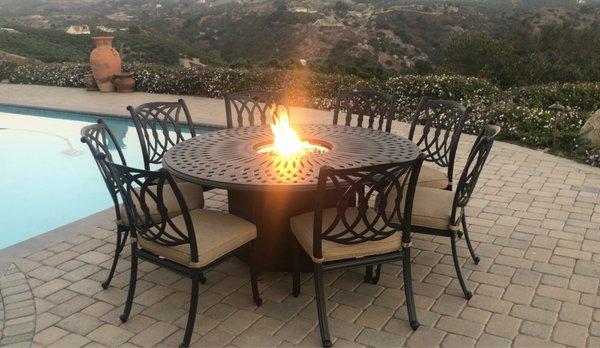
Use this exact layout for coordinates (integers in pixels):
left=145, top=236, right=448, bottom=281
left=1, top=85, right=600, bottom=347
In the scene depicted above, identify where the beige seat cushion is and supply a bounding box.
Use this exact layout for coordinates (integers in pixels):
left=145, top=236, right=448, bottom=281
left=417, top=166, right=449, bottom=189
left=118, top=181, right=204, bottom=225
left=290, top=207, right=402, bottom=263
left=138, top=209, right=257, bottom=268
left=387, top=186, right=459, bottom=231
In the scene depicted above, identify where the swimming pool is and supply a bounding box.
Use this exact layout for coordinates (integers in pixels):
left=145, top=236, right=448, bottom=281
left=0, top=105, right=213, bottom=250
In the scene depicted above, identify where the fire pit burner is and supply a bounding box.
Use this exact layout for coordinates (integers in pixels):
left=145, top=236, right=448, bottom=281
left=254, top=138, right=331, bottom=156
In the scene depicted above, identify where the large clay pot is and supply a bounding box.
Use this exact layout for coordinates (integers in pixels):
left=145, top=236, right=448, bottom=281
left=90, top=37, right=121, bottom=92
left=114, top=72, right=135, bottom=93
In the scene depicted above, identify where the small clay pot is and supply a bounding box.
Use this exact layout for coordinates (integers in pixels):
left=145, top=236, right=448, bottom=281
left=114, top=72, right=135, bottom=93
left=83, top=74, right=98, bottom=91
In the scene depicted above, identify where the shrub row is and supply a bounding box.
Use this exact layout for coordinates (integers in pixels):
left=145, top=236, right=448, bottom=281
left=510, top=82, right=600, bottom=112
left=1, top=60, right=598, bottom=165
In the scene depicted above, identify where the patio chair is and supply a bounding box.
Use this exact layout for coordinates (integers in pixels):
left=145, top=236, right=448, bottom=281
left=81, top=119, right=206, bottom=289
left=224, top=90, right=287, bottom=128
left=128, top=99, right=196, bottom=170
left=290, top=157, right=425, bottom=347
left=103, top=160, right=262, bottom=348
left=389, top=124, right=501, bottom=299
left=332, top=90, right=396, bottom=133
left=408, top=97, right=470, bottom=190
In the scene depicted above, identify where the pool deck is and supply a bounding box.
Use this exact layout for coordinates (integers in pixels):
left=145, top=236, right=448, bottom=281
left=1, top=83, right=600, bottom=347
left=0, top=84, right=331, bottom=128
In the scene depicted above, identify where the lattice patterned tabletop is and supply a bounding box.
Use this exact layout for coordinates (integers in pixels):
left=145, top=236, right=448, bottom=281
left=163, top=124, right=420, bottom=191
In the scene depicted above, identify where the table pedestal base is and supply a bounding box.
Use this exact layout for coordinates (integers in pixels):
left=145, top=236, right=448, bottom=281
left=228, top=189, right=336, bottom=272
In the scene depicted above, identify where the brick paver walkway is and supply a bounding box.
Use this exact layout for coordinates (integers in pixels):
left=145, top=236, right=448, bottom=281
left=1, top=107, right=600, bottom=347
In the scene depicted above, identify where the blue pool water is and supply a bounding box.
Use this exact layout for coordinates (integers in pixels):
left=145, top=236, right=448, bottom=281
left=0, top=105, right=212, bottom=250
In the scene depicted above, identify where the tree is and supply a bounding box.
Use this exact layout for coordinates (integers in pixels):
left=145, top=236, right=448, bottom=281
left=442, top=31, right=523, bottom=87
left=128, top=25, right=141, bottom=34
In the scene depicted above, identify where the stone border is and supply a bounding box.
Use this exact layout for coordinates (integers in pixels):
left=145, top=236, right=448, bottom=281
left=0, top=102, right=225, bottom=130
left=0, top=263, right=35, bottom=346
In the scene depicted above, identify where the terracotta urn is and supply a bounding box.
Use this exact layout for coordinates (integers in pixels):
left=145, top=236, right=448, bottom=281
left=83, top=74, right=98, bottom=91
left=90, top=37, right=121, bottom=92
left=114, top=72, right=135, bottom=93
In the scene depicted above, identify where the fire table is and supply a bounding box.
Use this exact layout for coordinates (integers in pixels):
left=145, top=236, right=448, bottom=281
left=163, top=124, right=421, bottom=271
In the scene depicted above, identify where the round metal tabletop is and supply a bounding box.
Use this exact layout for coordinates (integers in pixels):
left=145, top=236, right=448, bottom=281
left=163, top=124, right=421, bottom=191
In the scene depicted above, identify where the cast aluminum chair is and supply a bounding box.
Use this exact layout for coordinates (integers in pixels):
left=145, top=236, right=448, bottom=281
left=224, top=90, right=287, bottom=128
left=128, top=99, right=196, bottom=170
left=80, top=119, right=129, bottom=289
left=365, top=99, right=475, bottom=284
left=104, top=160, right=262, bottom=348
left=290, top=157, right=425, bottom=347
left=80, top=119, right=205, bottom=289
left=391, top=124, right=501, bottom=299
left=332, top=90, right=396, bottom=133
left=408, top=97, right=471, bottom=190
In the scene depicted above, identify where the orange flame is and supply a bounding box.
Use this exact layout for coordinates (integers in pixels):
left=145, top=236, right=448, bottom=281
left=268, top=105, right=312, bottom=158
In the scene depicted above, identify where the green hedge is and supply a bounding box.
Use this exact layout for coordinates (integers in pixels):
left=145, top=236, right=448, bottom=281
left=1, top=60, right=599, bottom=166
left=511, top=82, right=600, bottom=112
left=3, top=61, right=87, bottom=87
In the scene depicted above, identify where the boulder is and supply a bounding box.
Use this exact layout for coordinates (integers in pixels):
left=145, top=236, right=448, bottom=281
left=581, top=109, right=600, bottom=146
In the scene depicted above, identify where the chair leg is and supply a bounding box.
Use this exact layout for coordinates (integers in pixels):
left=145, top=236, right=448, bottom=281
left=292, top=239, right=301, bottom=297
left=181, top=270, right=201, bottom=348
left=451, top=233, right=472, bottom=300
left=371, top=264, right=382, bottom=284
left=249, top=241, right=262, bottom=306
left=314, top=263, right=332, bottom=347
left=364, top=264, right=382, bottom=284
left=402, top=247, right=420, bottom=330
left=199, top=272, right=207, bottom=284
left=120, top=244, right=138, bottom=322
left=102, top=228, right=128, bottom=289
left=461, top=214, right=480, bottom=264
left=364, top=265, right=373, bottom=283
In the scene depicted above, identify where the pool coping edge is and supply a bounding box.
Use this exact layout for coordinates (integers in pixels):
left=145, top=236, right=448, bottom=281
left=0, top=102, right=226, bottom=130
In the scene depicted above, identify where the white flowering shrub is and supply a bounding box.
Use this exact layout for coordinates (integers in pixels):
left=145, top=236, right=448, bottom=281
left=511, top=82, right=600, bottom=112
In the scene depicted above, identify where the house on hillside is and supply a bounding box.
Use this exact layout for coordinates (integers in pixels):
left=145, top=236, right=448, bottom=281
left=314, top=17, right=343, bottom=28
left=291, top=7, right=317, bottom=13
left=66, top=25, right=90, bottom=35
left=96, top=26, right=116, bottom=33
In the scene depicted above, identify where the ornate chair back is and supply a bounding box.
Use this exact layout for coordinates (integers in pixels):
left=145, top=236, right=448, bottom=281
left=224, top=90, right=287, bottom=128
left=128, top=99, right=196, bottom=170
left=80, top=119, right=127, bottom=220
left=332, top=91, right=396, bottom=133
left=452, top=124, right=501, bottom=218
left=104, top=161, right=199, bottom=264
left=408, top=97, right=470, bottom=179
left=312, top=157, right=424, bottom=260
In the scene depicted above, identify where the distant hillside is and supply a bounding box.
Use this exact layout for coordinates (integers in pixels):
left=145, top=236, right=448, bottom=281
left=0, top=0, right=599, bottom=85
left=0, top=26, right=221, bottom=65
